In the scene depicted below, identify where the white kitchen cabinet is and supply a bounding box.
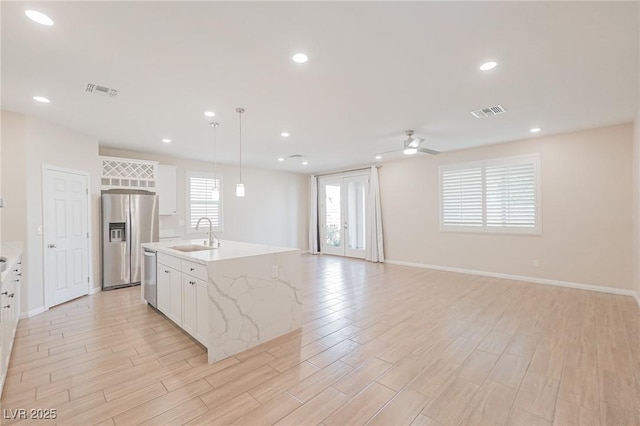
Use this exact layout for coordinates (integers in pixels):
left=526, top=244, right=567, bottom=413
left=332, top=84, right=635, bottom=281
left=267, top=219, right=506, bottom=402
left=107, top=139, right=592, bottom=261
left=182, top=263, right=208, bottom=346
left=182, top=276, right=197, bottom=337
left=157, top=261, right=181, bottom=325
left=168, top=266, right=182, bottom=325
left=155, top=253, right=209, bottom=346
left=1, top=253, right=22, bottom=396
left=157, top=264, right=173, bottom=316
left=195, top=279, right=209, bottom=345
left=156, top=164, right=177, bottom=215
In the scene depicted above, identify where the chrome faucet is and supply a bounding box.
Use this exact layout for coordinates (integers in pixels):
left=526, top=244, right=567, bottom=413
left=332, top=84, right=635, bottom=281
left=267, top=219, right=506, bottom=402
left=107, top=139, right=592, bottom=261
left=195, top=217, right=220, bottom=248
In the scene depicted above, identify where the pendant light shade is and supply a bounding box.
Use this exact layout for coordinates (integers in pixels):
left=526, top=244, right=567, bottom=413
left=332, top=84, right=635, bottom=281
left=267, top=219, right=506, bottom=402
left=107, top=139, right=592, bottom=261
left=235, top=183, right=245, bottom=197
left=236, top=107, right=245, bottom=197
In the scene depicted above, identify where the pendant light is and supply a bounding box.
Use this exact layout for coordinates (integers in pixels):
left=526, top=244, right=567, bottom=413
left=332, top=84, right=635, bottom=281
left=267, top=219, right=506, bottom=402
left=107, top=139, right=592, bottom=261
left=235, top=107, right=245, bottom=197
left=210, top=121, right=220, bottom=202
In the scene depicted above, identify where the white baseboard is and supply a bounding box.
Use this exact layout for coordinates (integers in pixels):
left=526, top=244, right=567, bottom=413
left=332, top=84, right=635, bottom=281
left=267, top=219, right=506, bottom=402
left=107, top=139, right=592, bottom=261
left=19, top=306, right=46, bottom=319
left=386, top=259, right=639, bottom=303
left=19, top=287, right=101, bottom=320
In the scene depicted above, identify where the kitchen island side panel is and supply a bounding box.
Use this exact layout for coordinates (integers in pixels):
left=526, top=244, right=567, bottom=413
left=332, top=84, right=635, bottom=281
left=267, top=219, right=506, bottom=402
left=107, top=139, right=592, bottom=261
left=206, top=249, right=302, bottom=363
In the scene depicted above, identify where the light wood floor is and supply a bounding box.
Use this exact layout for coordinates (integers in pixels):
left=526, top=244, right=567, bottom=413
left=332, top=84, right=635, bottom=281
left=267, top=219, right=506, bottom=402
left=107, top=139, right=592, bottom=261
left=1, top=255, right=639, bottom=425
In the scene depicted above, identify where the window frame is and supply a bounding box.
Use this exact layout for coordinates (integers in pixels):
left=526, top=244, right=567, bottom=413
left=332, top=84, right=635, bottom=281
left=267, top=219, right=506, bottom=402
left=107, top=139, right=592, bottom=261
left=185, top=170, right=223, bottom=234
left=439, top=154, right=541, bottom=235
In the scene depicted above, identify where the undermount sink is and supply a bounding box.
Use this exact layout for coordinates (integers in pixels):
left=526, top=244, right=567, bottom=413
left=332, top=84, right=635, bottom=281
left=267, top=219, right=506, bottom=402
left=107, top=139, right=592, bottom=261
left=170, top=245, right=215, bottom=253
left=0, top=257, right=6, bottom=273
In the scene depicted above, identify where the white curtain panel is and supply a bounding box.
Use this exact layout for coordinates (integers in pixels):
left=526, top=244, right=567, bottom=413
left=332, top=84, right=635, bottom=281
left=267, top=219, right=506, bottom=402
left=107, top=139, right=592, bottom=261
left=308, top=175, right=320, bottom=254
left=366, top=166, right=385, bottom=262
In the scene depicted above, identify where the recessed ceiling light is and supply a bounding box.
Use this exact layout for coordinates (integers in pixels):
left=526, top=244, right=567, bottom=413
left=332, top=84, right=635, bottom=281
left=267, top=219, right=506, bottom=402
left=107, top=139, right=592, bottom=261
left=204, top=111, right=215, bottom=117
left=375, top=155, right=382, bottom=160
left=277, top=157, right=284, bottom=162
left=302, top=161, right=308, bottom=165
left=33, top=96, right=50, bottom=103
left=480, top=61, right=497, bottom=71
left=281, top=132, right=290, bottom=137
left=162, top=138, right=172, bottom=143
left=292, top=53, right=308, bottom=64
left=530, top=127, right=541, bottom=133
left=25, top=10, right=54, bottom=26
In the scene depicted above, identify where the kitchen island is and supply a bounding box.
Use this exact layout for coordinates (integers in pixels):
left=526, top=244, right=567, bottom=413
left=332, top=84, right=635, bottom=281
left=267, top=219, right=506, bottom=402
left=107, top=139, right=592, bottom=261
left=141, top=239, right=302, bottom=363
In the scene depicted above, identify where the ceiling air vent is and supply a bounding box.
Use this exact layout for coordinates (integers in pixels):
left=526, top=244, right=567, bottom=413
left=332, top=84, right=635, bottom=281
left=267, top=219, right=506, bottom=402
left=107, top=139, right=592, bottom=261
left=85, top=83, right=118, bottom=97
left=289, top=154, right=304, bottom=158
left=470, top=104, right=506, bottom=119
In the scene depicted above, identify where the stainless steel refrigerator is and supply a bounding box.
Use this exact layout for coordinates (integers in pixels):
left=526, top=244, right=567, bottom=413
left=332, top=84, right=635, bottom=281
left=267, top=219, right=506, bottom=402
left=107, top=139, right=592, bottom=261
left=102, top=193, right=159, bottom=290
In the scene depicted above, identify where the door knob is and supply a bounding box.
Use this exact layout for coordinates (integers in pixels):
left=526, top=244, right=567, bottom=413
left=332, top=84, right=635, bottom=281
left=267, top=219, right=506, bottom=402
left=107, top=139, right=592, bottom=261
left=48, top=244, right=57, bottom=248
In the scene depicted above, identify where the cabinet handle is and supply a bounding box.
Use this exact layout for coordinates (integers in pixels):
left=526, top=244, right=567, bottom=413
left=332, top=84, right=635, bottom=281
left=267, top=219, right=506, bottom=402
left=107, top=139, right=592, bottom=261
left=164, top=270, right=170, bottom=274
left=1, top=291, right=7, bottom=295
left=8, top=293, right=14, bottom=298
left=190, top=268, right=195, bottom=272
left=189, top=281, right=195, bottom=285
left=3, top=305, right=10, bottom=309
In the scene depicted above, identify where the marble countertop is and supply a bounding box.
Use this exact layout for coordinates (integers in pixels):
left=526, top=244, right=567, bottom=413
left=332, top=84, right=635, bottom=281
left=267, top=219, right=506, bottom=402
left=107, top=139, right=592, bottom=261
left=1, top=241, right=23, bottom=283
left=142, top=239, right=299, bottom=265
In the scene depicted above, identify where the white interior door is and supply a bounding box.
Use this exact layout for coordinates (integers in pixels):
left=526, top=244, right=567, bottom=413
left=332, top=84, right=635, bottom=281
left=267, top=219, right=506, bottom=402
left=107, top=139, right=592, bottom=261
left=320, top=174, right=368, bottom=259
left=44, top=168, right=90, bottom=307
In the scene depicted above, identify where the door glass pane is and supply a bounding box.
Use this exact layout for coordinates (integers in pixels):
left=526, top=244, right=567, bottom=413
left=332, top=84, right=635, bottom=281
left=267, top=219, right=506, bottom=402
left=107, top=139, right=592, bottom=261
left=347, top=180, right=366, bottom=250
left=325, top=184, right=341, bottom=247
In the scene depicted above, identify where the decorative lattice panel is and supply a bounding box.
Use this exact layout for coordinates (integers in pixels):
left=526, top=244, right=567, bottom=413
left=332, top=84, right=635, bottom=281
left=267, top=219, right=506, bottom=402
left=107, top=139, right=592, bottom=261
left=100, top=157, right=158, bottom=191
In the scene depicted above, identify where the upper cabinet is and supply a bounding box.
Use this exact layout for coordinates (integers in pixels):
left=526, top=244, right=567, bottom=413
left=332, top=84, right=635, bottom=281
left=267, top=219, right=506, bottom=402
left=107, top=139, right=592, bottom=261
left=100, top=156, right=158, bottom=191
left=157, top=164, right=177, bottom=215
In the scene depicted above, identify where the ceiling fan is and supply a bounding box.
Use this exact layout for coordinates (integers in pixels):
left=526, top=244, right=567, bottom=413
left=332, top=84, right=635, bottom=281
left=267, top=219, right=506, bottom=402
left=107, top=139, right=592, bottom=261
left=402, top=130, right=440, bottom=155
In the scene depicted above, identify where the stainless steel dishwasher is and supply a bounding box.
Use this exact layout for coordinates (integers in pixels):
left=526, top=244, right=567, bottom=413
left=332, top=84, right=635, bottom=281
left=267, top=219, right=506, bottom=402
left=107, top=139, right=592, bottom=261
left=143, top=248, right=157, bottom=307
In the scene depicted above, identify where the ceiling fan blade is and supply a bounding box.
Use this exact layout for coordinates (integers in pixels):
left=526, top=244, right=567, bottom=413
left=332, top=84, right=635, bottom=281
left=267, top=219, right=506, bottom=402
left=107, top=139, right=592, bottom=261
left=376, top=149, right=400, bottom=155
left=405, top=137, right=424, bottom=148
left=417, top=147, right=440, bottom=155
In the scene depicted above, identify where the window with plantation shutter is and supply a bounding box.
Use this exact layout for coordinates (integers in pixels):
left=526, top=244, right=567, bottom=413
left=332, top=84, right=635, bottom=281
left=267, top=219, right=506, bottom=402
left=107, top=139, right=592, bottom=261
left=186, top=171, right=222, bottom=232
left=440, top=155, right=540, bottom=234
left=441, top=166, right=483, bottom=229
left=485, top=159, right=536, bottom=230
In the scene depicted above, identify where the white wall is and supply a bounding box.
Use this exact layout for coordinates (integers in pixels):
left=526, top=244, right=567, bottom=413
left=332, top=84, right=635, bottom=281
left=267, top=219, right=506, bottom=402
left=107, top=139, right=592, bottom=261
left=1, top=111, right=27, bottom=245
left=1, top=110, right=101, bottom=314
left=99, top=148, right=308, bottom=250
left=380, top=123, right=634, bottom=291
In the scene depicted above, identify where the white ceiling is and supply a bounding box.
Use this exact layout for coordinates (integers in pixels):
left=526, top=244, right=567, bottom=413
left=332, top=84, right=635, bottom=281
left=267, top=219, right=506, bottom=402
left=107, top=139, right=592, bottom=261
left=2, top=1, right=638, bottom=173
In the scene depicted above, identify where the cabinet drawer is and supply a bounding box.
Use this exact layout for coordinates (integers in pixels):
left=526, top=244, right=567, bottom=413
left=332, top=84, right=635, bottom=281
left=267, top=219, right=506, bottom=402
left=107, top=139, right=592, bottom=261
left=181, top=259, right=207, bottom=281
left=158, top=252, right=181, bottom=270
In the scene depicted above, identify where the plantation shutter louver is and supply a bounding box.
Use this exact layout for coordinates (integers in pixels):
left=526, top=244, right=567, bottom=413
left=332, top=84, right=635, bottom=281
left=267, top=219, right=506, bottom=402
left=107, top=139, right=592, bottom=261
left=485, top=161, right=536, bottom=229
left=441, top=167, right=483, bottom=228
left=440, top=155, right=540, bottom=234
left=188, top=175, right=221, bottom=230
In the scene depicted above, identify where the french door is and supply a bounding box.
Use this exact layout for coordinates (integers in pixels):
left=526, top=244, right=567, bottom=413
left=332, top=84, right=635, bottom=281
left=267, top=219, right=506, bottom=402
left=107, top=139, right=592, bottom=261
left=319, top=174, right=368, bottom=258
